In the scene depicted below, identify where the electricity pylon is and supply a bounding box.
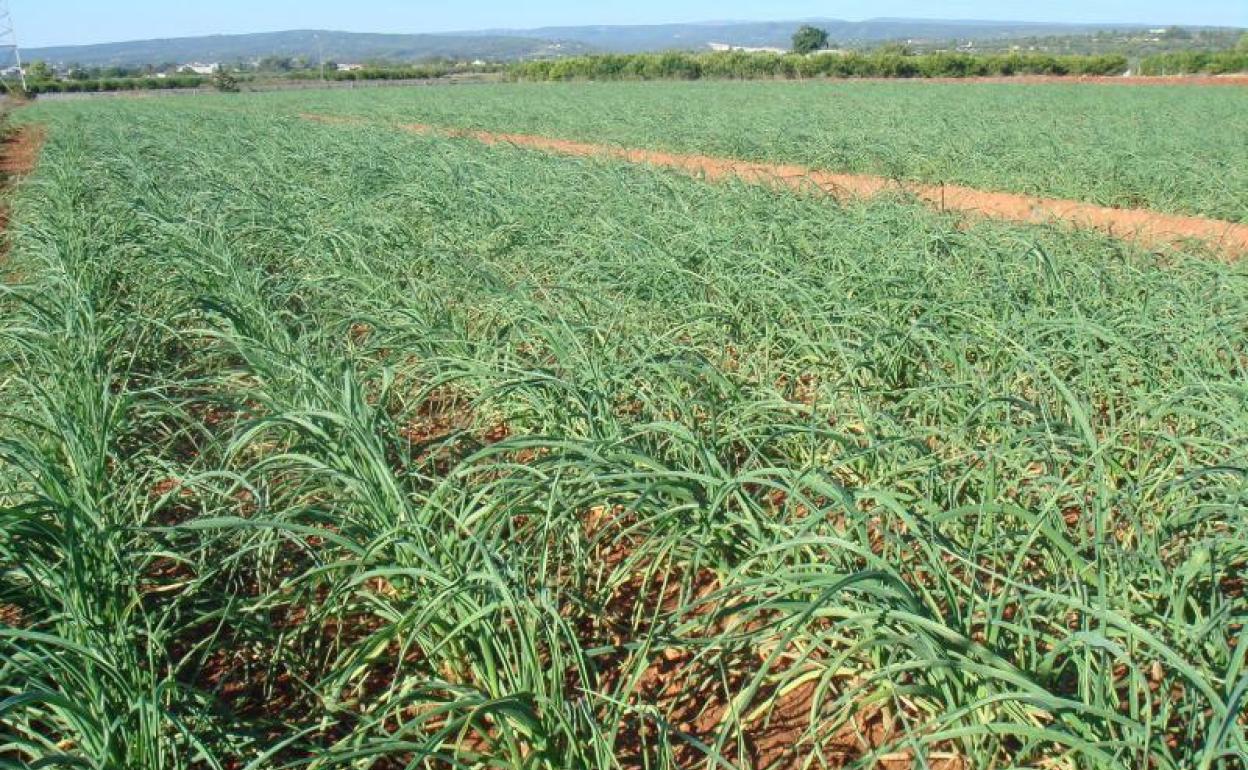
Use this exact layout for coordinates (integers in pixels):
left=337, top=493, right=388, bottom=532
left=0, top=0, right=26, bottom=92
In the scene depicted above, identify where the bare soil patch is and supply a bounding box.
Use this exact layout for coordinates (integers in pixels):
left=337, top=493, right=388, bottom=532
left=406, top=120, right=1248, bottom=258
left=1, top=125, right=45, bottom=178
left=0, top=125, right=46, bottom=259
left=302, top=113, right=1248, bottom=257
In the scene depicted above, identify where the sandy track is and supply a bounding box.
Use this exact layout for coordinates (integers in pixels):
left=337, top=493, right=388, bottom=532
left=1, top=125, right=46, bottom=278
left=1, top=125, right=47, bottom=253
left=302, top=114, right=1248, bottom=259
left=0, top=125, right=45, bottom=178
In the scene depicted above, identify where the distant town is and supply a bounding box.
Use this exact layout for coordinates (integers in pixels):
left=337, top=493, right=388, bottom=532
left=1, top=23, right=1242, bottom=96
left=4, top=59, right=372, bottom=80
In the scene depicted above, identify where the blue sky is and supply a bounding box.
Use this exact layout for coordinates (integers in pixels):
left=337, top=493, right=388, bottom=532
left=14, top=1, right=1248, bottom=48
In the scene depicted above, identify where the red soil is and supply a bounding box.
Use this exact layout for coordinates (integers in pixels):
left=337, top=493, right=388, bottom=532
left=301, top=113, right=1248, bottom=258
left=0, top=125, right=45, bottom=268
left=0, top=125, right=45, bottom=177
left=0, top=602, right=23, bottom=628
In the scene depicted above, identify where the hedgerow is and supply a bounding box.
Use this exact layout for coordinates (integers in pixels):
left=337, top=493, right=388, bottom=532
left=510, top=51, right=1130, bottom=81
left=1138, top=50, right=1248, bottom=75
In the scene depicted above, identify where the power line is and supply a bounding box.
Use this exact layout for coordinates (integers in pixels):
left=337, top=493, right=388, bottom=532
left=0, top=0, right=26, bottom=92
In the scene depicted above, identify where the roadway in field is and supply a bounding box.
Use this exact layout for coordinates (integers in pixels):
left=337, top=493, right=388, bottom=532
left=301, top=113, right=1248, bottom=259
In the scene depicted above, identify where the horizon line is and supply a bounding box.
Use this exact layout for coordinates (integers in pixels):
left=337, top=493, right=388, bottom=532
left=22, top=15, right=1237, bottom=51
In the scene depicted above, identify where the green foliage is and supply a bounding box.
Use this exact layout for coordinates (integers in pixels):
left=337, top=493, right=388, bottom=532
left=212, top=68, right=240, bottom=93
left=283, top=63, right=460, bottom=81
left=404, top=80, right=1248, bottom=222
left=26, top=46, right=504, bottom=99
left=25, top=60, right=54, bottom=81
left=928, top=27, right=1244, bottom=57
left=24, top=74, right=208, bottom=94
left=791, top=25, right=830, bottom=54
left=1139, top=49, right=1248, bottom=75
left=1, top=80, right=32, bottom=101
left=257, top=54, right=297, bottom=72
left=3, top=87, right=1246, bottom=770
left=18, top=63, right=497, bottom=96
left=65, top=63, right=161, bottom=80
left=511, top=50, right=1130, bottom=82
left=875, top=42, right=914, bottom=57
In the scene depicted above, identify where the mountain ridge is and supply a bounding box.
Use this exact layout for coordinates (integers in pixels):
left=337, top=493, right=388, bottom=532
left=21, top=18, right=1240, bottom=68
left=21, top=30, right=587, bottom=68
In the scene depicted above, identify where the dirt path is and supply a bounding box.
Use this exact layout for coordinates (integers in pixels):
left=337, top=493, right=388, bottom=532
left=1, top=125, right=45, bottom=178
left=1, top=125, right=46, bottom=255
left=303, top=114, right=1248, bottom=259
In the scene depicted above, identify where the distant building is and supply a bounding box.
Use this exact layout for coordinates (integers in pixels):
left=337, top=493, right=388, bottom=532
left=336, top=63, right=364, bottom=72
left=178, top=63, right=219, bottom=75
left=0, top=66, right=23, bottom=77
left=707, top=42, right=787, bottom=54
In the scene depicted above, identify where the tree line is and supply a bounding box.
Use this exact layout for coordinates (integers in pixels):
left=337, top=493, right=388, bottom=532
left=282, top=63, right=503, bottom=82
left=9, top=62, right=501, bottom=96
left=1138, top=37, right=1248, bottom=75
left=20, top=74, right=210, bottom=94
left=11, top=26, right=1245, bottom=97
left=508, top=51, right=1133, bottom=82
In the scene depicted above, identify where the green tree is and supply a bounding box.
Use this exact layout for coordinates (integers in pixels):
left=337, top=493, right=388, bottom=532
left=792, top=26, right=830, bottom=55
left=876, top=42, right=914, bottom=57
left=1238, top=32, right=1248, bottom=51
left=27, top=60, right=54, bottom=81
left=258, top=56, right=294, bottom=72
left=212, top=67, right=240, bottom=93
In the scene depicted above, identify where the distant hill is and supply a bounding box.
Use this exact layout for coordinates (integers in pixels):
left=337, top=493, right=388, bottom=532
left=22, top=30, right=589, bottom=68
left=22, top=19, right=1240, bottom=68
left=469, top=18, right=1174, bottom=53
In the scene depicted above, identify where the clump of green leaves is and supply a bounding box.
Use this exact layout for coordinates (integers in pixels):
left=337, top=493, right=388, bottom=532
left=2, top=93, right=1245, bottom=770
left=212, top=68, right=240, bottom=93
left=269, top=80, right=1248, bottom=222
left=791, top=25, right=830, bottom=54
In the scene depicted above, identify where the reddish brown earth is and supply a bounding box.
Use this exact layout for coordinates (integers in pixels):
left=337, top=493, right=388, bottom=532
left=0, top=602, right=23, bottom=628
left=0, top=125, right=45, bottom=270
left=0, top=125, right=45, bottom=178
left=302, top=114, right=1248, bottom=259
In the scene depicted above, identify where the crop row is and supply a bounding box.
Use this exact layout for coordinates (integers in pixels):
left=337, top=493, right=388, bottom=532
left=264, top=81, right=1248, bottom=223
left=2, top=98, right=1246, bottom=769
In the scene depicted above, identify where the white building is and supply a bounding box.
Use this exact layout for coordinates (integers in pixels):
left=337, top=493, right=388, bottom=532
left=707, top=42, right=787, bottom=54
left=178, top=63, right=219, bottom=75
left=336, top=63, right=364, bottom=72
